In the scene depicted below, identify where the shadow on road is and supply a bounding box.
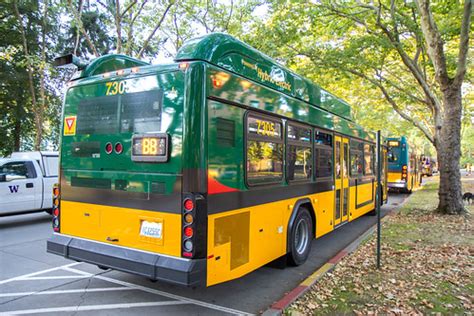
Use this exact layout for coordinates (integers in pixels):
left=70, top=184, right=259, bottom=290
left=0, top=212, right=51, bottom=229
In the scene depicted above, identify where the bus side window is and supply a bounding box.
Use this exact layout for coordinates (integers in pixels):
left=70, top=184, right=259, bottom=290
left=363, top=143, right=374, bottom=175
left=287, top=123, right=312, bottom=182
left=350, top=139, right=363, bottom=177
left=314, top=130, right=333, bottom=180
left=246, top=113, right=284, bottom=186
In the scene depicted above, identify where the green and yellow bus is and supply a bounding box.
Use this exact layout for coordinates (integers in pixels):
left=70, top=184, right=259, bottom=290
left=386, top=136, right=421, bottom=193
left=48, top=34, right=386, bottom=287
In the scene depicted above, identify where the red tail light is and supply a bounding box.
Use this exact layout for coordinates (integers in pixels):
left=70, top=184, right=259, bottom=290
left=184, top=227, right=193, bottom=237
left=114, top=142, right=123, bottom=154
left=105, top=142, right=113, bottom=154
left=52, top=184, right=60, bottom=232
left=183, top=199, right=194, bottom=212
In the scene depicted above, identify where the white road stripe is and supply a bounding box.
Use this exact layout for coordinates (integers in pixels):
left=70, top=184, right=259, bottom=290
left=17, top=275, right=89, bottom=281
left=0, top=301, right=188, bottom=315
left=63, top=268, right=252, bottom=315
left=61, top=266, right=94, bottom=276
left=0, top=262, right=81, bottom=285
left=0, top=287, right=134, bottom=298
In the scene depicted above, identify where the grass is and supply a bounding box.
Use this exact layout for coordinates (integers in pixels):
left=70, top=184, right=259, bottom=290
left=286, top=177, right=473, bottom=315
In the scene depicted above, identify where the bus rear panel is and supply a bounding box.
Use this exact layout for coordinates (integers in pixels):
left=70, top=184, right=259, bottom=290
left=47, top=65, right=208, bottom=286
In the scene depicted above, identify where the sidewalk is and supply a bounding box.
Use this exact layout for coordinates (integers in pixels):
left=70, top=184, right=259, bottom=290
left=287, top=178, right=473, bottom=315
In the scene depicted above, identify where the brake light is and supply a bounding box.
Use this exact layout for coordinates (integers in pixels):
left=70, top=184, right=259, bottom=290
left=52, top=184, right=60, bottom=232
left=402, top=165, right=407, bottom=180
left=184, top=226, right=193, bottom=237
left=105, top=142, right=113, bottom=154
left=114, top=142, right=123, bottom=154
left=183, top=199, right=194, bottom=212
left=182, top=195, right=197, bottom=258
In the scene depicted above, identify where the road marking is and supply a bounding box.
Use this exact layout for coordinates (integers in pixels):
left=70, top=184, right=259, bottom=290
left=17, top=276, right=89, bottom=281
left=0, top=262, right=81, bottom=285
left=61, top=266, right=94, bottom=276
left=300, top=263, right=334, bottom=287
left=0, top=287, right=134, bottom=298
left=64, top=267, right=253, bottom=315
left=0, top=301, right=188, bottom=315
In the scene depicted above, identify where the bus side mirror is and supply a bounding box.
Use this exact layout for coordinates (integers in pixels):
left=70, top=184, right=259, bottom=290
left=0, top=174, right=6, bottom=182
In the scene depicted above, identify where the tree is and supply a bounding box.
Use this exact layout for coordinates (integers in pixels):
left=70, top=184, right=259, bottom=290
left=66, top=0, right=175, bottom=59
left=0, top=1, right=64, bottom=155
left=250, top=0, right=472, bottom=214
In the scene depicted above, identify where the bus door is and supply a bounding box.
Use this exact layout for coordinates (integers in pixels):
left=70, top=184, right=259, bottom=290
left=334, top=136, right=349, bottom=226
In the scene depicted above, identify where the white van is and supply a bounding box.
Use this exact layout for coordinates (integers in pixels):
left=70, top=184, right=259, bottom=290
left=0, top=151, right=58, bottom=215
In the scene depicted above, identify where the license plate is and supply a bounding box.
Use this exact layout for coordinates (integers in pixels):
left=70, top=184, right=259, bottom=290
left=140, top=221, right=162, bottom=239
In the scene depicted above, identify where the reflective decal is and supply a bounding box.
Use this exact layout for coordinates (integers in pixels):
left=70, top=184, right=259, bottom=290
left=64, top=116, right=77, bottom=136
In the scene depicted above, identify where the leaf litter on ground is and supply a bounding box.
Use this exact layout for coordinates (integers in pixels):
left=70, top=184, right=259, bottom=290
left=286, top=178, right=474, bottom=315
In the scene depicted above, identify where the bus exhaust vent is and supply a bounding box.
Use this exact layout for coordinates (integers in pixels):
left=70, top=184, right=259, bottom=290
left=214, top=211, right=249, bottom=270
left=216, top=118, right=235, bottom=147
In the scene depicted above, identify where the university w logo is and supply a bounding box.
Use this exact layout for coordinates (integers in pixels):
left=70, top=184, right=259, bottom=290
left=8, top=185, right=19, bottom=193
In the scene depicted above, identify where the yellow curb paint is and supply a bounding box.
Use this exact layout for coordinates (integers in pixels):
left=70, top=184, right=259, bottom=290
left=300, top=263, right=334, bottom=287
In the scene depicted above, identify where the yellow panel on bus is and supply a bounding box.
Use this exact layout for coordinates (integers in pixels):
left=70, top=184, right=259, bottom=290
left=60, top=200, right=182, bottom=257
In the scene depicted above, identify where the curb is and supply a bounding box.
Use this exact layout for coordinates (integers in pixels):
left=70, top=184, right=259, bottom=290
left=262, top=209, right=397, bottom=316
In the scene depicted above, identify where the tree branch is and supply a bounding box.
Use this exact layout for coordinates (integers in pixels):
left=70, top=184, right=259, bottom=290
left=125, top=0, right=147, bottom=56
left=137, top=1, right=173, bottom=59
left=453, top=0, right=472, bottom=87
left=13, top=0, right=40, bottom=148
left=73, top=0, right=83, bottom=55
left=323, top=3, right=442, bottom=112
left=310, top=51, right=435, bottom=144
left=120, top=0, right=137, bottom=18
left=415, top=0, right=450, bottom=89
left=68, top=0, right=99, bottom=57
left=115, top=0, right=122, bottom=53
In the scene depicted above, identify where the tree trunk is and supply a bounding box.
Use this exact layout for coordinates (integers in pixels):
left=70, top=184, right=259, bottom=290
left=13, top=118, right=21, bottom=152
left=436, top=86, right=465, bottom=214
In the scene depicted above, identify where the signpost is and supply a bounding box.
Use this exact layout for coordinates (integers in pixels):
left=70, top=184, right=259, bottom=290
left=376, top=130, right=382, bottom=269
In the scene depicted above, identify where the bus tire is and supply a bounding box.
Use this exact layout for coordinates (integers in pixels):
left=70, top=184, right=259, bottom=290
left=287, top=207, right=313, bottom=266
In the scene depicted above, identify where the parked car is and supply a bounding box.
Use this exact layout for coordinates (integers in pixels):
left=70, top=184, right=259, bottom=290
left=0, top=151, right=58, bottom=215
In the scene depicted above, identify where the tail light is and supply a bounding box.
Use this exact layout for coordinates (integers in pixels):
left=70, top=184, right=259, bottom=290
left=52, top=184, right=60, bottom=232
left=181, top=193, right=206, bottom=259
left=182, top=196, right=195, bottom=258
left=114, top=142, right=123, bottom=154
left=402, top=165, right=408, bottom=180
left=105, top=142, right=113, bottom=154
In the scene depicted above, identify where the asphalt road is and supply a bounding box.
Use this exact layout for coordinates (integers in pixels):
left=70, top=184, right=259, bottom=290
left=0, top=193, right=409, bottom=315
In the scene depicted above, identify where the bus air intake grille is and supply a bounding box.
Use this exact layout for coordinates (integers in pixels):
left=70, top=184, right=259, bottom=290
left=216, top=118, right=235, bottom=147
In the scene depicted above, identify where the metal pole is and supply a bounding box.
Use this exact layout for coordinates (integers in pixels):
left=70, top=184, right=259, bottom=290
left=376, top=130, right=382, bottom=269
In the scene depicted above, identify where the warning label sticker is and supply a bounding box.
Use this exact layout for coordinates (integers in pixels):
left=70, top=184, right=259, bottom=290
left=64, top=116, right=77, bottom=136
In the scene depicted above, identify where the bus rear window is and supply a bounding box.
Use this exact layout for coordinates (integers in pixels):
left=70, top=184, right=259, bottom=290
left=388, top=146, right=400, bottom=163
left=76, top=90, right=162, bottom=135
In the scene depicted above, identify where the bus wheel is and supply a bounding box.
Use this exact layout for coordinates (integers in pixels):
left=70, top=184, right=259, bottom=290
left=287, top=207, right=313, bottom=266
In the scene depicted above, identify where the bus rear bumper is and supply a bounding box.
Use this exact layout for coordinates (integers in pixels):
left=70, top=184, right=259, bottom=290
left=388, top=182, right=407, bottom=189
left=47, top=234, right=206, bottom=287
